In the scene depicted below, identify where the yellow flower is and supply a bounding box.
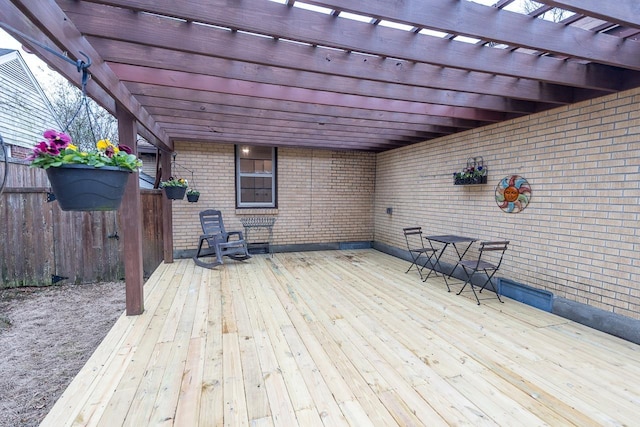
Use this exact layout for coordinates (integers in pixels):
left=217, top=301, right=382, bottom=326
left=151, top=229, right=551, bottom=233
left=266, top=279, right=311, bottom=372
left=67, top=144, right=78, bottom=151
left=96, top=139, right=111, bottom=151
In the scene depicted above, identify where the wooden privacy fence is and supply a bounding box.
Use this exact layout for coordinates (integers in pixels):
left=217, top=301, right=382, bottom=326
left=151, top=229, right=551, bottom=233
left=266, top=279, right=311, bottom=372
left=0, top=161, right=164, bottom=288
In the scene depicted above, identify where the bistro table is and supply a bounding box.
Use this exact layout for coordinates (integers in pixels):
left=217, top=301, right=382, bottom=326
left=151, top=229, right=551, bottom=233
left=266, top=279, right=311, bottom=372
left=423, top=235, right=477, bottom=291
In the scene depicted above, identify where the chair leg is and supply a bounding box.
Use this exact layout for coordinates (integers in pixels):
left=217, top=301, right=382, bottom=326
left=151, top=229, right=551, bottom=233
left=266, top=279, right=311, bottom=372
left=421, top=253, right=439, bottom=282
left=477, top=270, right=504, bottom=303
left=405, top=251, right=424, bottom=280
left=457, top=280, right=481, bottom=304
left=456, top=266, right=481, bottom=304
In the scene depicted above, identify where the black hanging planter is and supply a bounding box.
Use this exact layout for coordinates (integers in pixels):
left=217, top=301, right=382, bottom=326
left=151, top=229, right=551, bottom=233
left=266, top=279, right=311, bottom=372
left=187, top=193, right=200, bottom=203
left=164, top=186, right=187, bottom=200
left=46, top=164, right=131, bottom=211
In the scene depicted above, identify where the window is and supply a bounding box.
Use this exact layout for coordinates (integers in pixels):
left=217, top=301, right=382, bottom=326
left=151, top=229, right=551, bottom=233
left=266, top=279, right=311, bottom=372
left=236, top=145, right=277, bottom=208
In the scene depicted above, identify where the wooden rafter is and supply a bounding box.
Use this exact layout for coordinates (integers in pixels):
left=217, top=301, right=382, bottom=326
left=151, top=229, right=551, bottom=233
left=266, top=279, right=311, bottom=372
left=536, top=0, right=640, bottom=29
left=307, top=0, right=640, bottom=70
left=94, top=41, right=539, bottom=114
left=81, top=21, right=592, bottom=105
left=64, top=0, right=631, bottom=90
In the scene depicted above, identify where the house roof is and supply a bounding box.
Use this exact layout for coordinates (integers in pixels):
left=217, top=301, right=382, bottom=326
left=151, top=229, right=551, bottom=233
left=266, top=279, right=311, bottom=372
left=1, top=0, right=639, bottom=152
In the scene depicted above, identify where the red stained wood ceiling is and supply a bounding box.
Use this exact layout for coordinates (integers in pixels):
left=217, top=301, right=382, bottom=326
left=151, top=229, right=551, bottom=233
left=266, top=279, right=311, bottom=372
left=2, top=0, right=640, bottom=152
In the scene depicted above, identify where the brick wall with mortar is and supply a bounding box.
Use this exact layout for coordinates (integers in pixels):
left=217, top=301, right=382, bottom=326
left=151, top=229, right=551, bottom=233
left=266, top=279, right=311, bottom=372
left=375, top=87, right=640, bottom=319
left=170, top=143, right=376, bottom=252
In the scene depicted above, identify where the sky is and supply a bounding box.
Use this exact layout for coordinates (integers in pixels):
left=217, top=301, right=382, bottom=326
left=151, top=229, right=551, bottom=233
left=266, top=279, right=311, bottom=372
left=0, top=28, right=59, bottom=90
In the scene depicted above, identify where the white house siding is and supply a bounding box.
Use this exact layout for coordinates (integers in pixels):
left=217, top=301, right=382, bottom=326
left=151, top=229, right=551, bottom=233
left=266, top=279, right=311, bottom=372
left=0, top=49, right=59, bottom=154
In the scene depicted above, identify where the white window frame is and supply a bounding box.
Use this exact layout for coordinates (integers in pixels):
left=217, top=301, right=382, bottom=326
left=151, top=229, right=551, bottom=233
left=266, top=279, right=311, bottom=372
left=235, top=145, right=277, bottom=208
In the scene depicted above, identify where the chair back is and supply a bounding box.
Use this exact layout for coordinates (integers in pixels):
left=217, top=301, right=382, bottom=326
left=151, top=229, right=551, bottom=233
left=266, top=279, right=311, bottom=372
left=478, top=241, right=509, bottom=268
left=200, top=209, right=227, bottom=237
left=403, top=227, right=425, bottom=249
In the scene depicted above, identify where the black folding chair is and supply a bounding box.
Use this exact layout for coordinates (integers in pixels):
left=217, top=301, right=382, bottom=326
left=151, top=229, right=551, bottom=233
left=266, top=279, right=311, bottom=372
left=456, top=241, right=509, bottom=304
left=193, top=210, right=251, bottom=269
left=403, top=227, right=437, bottom=280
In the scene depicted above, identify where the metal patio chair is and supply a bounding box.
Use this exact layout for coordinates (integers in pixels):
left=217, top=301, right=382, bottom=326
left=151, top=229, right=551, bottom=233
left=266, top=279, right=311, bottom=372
left=193, top=209, right=251, bottom=269
left=402, top=227, right=438, bottom=281
left=456, top=241, right=509, bottom=304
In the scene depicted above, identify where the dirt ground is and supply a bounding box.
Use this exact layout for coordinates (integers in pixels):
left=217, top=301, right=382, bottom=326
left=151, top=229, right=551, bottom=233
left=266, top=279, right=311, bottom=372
left=0, top=282, right=125, bottom=427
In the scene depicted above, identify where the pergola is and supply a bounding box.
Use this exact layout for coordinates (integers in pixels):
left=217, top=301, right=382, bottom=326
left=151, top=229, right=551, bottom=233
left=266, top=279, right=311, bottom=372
left=1, top=0, right=639, bottom=314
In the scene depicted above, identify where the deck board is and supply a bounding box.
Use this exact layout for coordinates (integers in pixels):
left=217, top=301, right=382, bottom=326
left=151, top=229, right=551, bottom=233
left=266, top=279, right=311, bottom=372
left=41, top=250, right=640, bottom=426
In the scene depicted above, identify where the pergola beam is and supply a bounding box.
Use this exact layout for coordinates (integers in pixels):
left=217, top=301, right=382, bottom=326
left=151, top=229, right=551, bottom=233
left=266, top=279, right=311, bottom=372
left=307, top=0, right=640, bottom=70
left=131, top=86, right=484, bottom=129
left=536, top=0, right=640, bottom=28
left=110, top=63, right=505, bottom=122
left=152, top=115, right=455, bottom=138
left=81, top=17, right=583, bottom=105
left=70, top=0, right=629, bottom=90
left=97, top=44, right=539, bottom=114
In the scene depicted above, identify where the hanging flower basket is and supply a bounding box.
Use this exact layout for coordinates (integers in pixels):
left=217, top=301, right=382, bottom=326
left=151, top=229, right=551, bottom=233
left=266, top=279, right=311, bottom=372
left=186, top=189, right=200, bottom=203
left=27, top=129, right=142, bottom=211
left=160, top=177, right=188, bottom=200
left=46, top=164, right=131, bottom=211
left=164, top=186, right=187, bottom=200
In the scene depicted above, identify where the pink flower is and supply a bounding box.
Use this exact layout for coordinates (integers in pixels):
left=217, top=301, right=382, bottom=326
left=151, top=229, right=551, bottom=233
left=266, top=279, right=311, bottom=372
left=43, top=129, right=71, bottom=148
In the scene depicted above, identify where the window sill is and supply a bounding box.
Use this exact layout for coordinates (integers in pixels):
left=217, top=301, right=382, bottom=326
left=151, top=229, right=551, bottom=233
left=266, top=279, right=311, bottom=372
left=236, top=208, right=279, bottom=215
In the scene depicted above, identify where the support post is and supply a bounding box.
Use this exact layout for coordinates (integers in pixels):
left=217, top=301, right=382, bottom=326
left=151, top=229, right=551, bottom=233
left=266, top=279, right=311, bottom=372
left=161, top=150, right=174, bottom=263
left=117, top=104, right=144, bottom=315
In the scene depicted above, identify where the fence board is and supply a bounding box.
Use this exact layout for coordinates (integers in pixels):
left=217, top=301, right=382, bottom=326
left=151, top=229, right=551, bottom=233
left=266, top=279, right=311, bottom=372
left=4, top=158, right=50, bottom=187
left=141, top=189, right=164, bottom=279
left=0, top=162, right=164, bottom=288
left=0, top=190, right=54, bottom=286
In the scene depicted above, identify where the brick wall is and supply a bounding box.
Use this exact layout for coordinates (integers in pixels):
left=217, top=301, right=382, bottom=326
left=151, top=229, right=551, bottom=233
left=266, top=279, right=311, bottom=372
left=170, top=142, right=376, bottom=251
left=375, top=87, right=640, bottom=319
left=8, top=145, right=30, bottom=160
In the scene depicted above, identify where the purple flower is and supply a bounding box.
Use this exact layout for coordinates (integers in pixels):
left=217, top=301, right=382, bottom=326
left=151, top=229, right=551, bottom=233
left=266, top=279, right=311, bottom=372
left=118, top=144, right=132, bottom=154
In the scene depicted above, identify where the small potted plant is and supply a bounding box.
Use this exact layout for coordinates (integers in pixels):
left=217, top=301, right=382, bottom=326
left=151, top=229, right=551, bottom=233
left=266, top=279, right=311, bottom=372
left=160, top=177, right=188, bottom=200
left=186, top=188, right=200, bottom=203
left=28, top=129, right=142, bottom=211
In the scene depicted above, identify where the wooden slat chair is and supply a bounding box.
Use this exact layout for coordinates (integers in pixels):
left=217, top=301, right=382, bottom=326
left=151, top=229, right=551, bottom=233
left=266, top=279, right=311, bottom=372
left=456, top=241, right=509, bottom=304
left=402, top=227, right=437, bottom=281
left=193, top=209, right=251, bottom=269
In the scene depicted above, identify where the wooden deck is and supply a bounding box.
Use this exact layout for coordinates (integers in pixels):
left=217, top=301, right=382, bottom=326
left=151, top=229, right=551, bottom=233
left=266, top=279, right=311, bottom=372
left=41, top=250, right=640, bottom=426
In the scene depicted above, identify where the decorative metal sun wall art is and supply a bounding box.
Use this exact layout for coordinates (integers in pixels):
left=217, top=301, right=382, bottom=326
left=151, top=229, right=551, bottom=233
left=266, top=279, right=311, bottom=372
left=495, top=175, right=531, bottom=213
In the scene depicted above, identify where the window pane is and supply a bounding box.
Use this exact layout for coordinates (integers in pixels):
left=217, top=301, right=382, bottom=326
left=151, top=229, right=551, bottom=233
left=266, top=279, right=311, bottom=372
left=240, top=158, right=255, bottom=173
left=236, top=145, right=276, bottom=207
left=240, top=176, right=273, bottom=203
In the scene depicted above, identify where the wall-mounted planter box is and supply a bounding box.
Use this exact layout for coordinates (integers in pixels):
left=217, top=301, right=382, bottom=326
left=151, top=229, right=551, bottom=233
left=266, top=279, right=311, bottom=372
left=454, top=175, right=488, bottom=185
left=453, top=156, right=487, bottom=185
